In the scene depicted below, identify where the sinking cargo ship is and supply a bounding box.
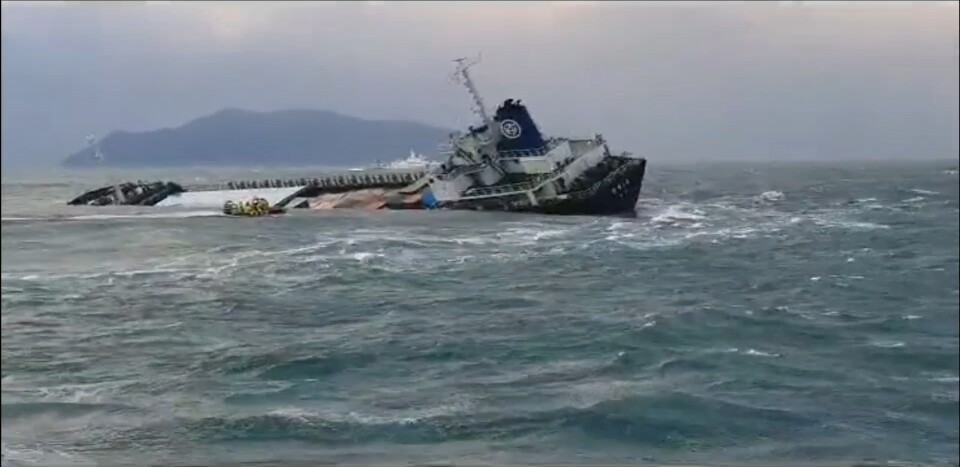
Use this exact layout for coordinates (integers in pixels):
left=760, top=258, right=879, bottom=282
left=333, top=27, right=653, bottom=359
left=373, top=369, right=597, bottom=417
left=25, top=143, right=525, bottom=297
left=68, top=59, right=647, bottom=216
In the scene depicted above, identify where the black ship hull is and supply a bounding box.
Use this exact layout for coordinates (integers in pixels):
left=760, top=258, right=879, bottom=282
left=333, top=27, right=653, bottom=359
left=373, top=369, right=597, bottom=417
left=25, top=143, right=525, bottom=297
left=530, top=157, right=646, bottom=216
left=67, top=181, right=184, bottom=206
left=436, top=157, right=647, bottom=217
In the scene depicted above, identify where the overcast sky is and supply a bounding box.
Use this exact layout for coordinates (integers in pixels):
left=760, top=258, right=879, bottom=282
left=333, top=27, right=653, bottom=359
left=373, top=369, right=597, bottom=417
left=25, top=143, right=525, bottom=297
left=1, top=1, right=958, bottom=169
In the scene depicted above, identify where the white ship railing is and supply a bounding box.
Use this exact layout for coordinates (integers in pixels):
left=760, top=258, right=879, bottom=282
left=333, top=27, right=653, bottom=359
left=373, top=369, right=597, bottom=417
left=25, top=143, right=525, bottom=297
left=496, top=146, right=549, bottom=159
left=459, top=160, right=568, bottom=199
left=439, top=140, right=561, bottom=159
left=462, top=180, right=538, bottom=197
left=436, top=163, right=486, bottom=181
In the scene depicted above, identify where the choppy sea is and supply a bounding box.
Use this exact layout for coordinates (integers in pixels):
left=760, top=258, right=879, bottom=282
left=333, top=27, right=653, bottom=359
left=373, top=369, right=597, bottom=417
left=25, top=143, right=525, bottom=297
left=2, top=160, right=958, bottom=466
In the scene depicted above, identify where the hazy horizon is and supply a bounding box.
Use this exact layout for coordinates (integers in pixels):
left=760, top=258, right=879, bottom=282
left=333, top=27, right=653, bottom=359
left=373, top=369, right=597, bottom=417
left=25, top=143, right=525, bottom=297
left=2, top=1, right=958, bottom=170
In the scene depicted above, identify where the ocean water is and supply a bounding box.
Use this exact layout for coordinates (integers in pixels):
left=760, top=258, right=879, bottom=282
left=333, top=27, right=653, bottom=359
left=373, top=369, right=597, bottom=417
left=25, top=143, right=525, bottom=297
left=1, top=161, right=958, bottom=466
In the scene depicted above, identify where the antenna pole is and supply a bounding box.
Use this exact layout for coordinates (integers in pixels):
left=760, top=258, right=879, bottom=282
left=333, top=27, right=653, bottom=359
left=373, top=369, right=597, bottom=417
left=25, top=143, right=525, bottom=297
left=87, top=135, right=125, bottom=205
left=87, top=135, right=104, bottom=164
left=453, top=57, right=491, bottom=125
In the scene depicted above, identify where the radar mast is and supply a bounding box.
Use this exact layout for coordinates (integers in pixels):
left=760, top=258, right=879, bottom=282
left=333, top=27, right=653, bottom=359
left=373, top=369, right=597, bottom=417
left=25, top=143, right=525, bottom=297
left=87, top=135, right=104, bottom=163
left=87, top=134, right=125, bottom=204
left=452, top=56, right=491, bottom=125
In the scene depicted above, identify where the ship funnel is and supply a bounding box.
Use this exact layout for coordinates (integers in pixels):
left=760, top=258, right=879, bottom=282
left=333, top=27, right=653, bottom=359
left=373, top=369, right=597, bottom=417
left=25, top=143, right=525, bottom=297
left=494, top=99, right=545, bottom=152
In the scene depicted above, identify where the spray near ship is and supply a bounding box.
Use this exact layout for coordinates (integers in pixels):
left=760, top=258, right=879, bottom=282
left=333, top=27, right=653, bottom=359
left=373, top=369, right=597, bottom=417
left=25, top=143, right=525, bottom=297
left=68, top=59, right=647, bottom=216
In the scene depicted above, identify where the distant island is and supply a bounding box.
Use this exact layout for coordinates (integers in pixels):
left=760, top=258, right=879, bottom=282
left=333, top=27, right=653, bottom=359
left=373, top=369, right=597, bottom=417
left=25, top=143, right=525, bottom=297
left=62, top=108, right=451, bottom=168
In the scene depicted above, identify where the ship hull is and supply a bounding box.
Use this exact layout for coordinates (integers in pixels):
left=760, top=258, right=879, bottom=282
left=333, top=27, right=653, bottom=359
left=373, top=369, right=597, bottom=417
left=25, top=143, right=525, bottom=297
left=529, top=158, right=646, bottom=217
left=67, top=181, right=185, bottom=206
left=65, top=159, right=647, bottom=217
left=434, top=157, right=647, bottom=217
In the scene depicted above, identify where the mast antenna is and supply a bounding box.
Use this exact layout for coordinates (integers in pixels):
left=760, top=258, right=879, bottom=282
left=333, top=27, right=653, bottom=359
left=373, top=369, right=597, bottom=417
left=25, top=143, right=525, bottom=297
left=87, top=134, right=125, bottom=205
left=87, top=135, right=104, bottom=163
left=451, top=54, right=491, bottom=125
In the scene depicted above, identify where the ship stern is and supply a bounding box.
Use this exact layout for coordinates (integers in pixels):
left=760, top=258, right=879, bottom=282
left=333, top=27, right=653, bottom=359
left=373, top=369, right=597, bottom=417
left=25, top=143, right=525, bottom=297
left=537, top=156, right=647, bottom=217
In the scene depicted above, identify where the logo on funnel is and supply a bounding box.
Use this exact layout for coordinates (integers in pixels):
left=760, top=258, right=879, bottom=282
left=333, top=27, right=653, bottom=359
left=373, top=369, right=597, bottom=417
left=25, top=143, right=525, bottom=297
left=500, top=119, right=522, bottom=139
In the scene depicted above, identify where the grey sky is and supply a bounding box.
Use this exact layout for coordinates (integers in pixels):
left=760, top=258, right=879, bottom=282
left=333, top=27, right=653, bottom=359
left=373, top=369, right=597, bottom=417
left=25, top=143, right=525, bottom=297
left=2, top=1, right=958, bottom=169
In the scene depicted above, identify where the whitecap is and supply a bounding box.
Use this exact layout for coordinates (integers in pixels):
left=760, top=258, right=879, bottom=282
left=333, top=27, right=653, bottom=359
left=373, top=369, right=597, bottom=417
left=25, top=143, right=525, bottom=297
left=452, top=237, right=489, bottom=246
left=494, top=226, right=574, bottom=245
left=558, top=380, right=643, bottom=410
left=812, top=218, right=890, bottom=230
left=909, top=188, right=939, bottom=195
left=351, top=252, right=379, bottom=262
left=682, top=225, right=767, bottom=243
left=532, top=228, right=570, bottom=241
left=0, top=443, right=92, bottom=466
left=755, top=191, right=784, bottom=202
left=266, top=407, right=314, bottom=423
left=28, top=380, right=135, bottom=404
left=743, top=348, right=781, bottom=357
left=650, top=203, right=706, bottom=225
left=445, top=255, right=474, bottom=264
left=722, top=347, right=780, bottom=357
left=871, top=341, right=905, bottom=348
left=268, top=397, right=474, bottom=426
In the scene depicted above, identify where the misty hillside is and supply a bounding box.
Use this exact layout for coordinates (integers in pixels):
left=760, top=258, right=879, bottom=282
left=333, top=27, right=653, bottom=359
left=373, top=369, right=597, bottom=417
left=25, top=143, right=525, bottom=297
left=62, top=109, right=451, bottom=168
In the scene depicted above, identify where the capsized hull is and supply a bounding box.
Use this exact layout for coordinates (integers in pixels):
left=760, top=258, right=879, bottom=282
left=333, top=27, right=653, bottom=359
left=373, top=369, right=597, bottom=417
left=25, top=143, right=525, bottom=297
left=528, top=158, right=646, bottom=216
left=67, top=181, right=185, bottom=206
left=434, top=158, right=646, bottom=217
